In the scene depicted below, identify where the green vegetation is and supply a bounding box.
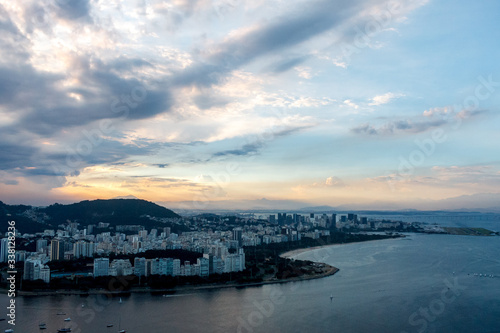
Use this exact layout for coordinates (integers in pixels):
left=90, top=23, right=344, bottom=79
left=10, top=232, right=399, bottom=293
left=43, top=199, right=180, bottom=226
left=0, top=199, right=186, bottom=234
left=244, top=233, right=400, bottom=281
left=444, top=227, right=496, bottom=236
left=0, top=201, right=50, bottom=234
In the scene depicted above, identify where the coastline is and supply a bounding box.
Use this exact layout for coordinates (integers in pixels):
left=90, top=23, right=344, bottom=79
left=280, top=238, right=393, bottom=259
left=5, top=245, right=341, bottom=297
left=4, top=236, right=406, bottom=297
left=13, top=264, right=338, bottom=297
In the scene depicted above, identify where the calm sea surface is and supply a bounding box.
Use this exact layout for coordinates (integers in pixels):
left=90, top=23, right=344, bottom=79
left=2, top=232, right=500, bottom=332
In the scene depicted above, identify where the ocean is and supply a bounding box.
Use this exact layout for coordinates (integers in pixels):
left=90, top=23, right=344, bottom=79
left=2, top=228, right=500, bottom=332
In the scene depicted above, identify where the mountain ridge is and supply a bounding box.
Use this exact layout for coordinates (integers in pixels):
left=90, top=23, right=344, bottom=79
left=0, top=198, right=181, bottom=234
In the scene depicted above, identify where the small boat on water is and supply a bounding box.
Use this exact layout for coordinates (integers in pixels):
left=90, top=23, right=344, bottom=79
left=64, top=318, right=71, bottom=321
left=5, top=329, right=14, bottom=333
left=39, top=322, right=47, bottom=329
left=0, top=318, right=5, bottom=321
left=57, top=329, right=71, bottom=333
left=118, top=297, right=126, bottom=332
left=107, top=324, right=113, bottom=327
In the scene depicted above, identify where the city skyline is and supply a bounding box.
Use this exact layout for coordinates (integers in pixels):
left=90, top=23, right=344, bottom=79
left=1, top=0, right=499, bottom=210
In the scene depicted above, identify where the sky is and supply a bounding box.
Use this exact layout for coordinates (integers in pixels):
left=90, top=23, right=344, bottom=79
left=0, top=0, right=499, bottom=211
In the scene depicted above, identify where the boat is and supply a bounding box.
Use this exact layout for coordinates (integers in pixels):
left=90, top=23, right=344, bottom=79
left=118, top=300, right=126, bottom=333
left=0, top=318, right=5, bottom=321
left=119, top=297, right=123, bottom=304
left=330, top=294, right=334, bottom=301
left=57, top=329, right=71, bottom=333
left=64, top=318, right=71, bottom=321
left=39, top=322, right=47, bottom=329
left=5, top=329, right=14, bottom=333
left=107, top=324, right=113, bottom=327
left=81, top=304, right=85, bottom=308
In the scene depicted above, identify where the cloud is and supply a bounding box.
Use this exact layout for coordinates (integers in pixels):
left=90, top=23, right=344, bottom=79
left=192, top=94, right=229, bottom=110
left=431, top=165, right=500, bottom=183
left=351, top=119, right=447, bottom=135
left=272, top=57, right=309, bottom=74
left=213, top=142, right=263, bottom=158
left=423, top=106, right=454, bottom=117
left=1, top=180, right=19, bottom=185
left=369, top=92, right=404, bottom=106
left=54, top=0, right=92, bottom=21
left=456, top=109, right=487, bottom=119
left=343, top=99, right=359, bottom=109
left=350, top=102, right=489, bottom=137
left=371, top=165, right=500, bottom=196
left=0, top=141, right=38, bottom=171
left=294, top=66, right=314, bottom=79
left=351, top=123, right=378, bottom=135
left=173, top=0, right=368, bottom=87
left=423, top=106, right=487, bottom=120
left=153, top=164, right=169, bottom=169
left=211, top=125, right=312, bottom=159
left=325, top=176, right=345, bottom=187
left=0, top=0, right=435, bottom=202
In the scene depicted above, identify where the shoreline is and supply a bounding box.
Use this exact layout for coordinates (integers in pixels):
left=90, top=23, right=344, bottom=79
left=6, top=243, right=343, bottom=297
left=12, top=264, right=338, bottom=297
left=280, top=237, right=395, bottom=259
left=4, top=235, right=407, bottom=297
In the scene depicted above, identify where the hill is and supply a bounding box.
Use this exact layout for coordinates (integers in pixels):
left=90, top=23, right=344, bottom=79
left=0, top=199, right=183, bottom=234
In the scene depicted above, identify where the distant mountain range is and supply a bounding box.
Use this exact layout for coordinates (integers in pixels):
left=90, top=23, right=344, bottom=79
left=0, top=199, right=181, bottom=234
left=160, top=192, right=500, bottom=213
left=2, top=193, right=499, bottom=234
